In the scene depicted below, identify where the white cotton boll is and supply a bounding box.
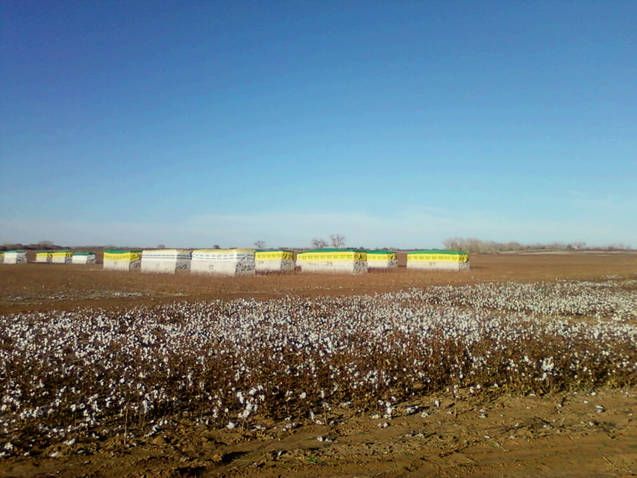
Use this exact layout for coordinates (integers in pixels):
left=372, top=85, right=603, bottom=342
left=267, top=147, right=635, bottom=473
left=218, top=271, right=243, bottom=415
left=541, top=357, right=555, bottom=372
left=2, top=279, right=635, bottom=456
left=403, top=406, right=418, bottom=416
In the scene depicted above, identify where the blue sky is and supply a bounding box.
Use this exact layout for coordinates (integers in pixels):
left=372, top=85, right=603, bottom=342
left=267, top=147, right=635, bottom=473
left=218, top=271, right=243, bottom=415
left=1, top=1, right=635, bottom=248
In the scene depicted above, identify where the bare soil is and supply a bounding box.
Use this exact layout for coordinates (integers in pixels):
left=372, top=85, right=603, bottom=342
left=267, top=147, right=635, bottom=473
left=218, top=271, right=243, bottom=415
left=2, top=388, right=635, bottom=477
left=1, top=253, right=636, bottom=314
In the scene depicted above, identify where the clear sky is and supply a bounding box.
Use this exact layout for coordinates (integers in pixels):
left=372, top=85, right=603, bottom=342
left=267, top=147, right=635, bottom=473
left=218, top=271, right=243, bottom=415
left=1, top=1, right=635, bottom=248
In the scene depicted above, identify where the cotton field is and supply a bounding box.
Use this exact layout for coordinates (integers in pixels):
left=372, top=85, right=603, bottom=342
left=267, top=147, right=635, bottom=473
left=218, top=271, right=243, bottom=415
left=1, top=280, right=636, bottom=457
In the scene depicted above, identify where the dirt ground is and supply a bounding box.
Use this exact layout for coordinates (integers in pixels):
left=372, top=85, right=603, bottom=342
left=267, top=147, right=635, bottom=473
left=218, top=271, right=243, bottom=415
left=1, top=253, right=637, bottom=477
left=1, top=253, right=636, bottom=314
left=2, top=388, right=635, bottom=477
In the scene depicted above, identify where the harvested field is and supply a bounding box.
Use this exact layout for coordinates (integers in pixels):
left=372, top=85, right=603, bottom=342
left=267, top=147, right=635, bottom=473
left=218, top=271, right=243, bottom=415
left=1, top=253, right=636, bottom=314
left=0, top=254, right=636, bottom=477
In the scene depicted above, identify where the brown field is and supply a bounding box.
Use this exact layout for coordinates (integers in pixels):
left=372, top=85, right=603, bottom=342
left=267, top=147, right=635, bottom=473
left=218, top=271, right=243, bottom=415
left=3, top=388, right=636, bottom=478
left=1, top=253, right=636, bottom=314
left=1, top=253, right=636, bottom=477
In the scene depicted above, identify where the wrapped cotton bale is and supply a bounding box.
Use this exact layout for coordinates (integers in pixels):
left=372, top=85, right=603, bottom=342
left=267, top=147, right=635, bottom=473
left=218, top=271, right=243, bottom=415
left=51, top=250, right=73, bottom=264
left=71, top=252, right=96, bottom=264
left=407, top=250, right=470, bottom=271
left=103, top=249, right=142, bottom=271
left=191, top=248, right=255, bottom=276
left=366, top=250, right=397, bottom=270
left=255, top=250, right=295, bottom=273
left=296, top=249, right=367, bottom=274
left=141, top=249, right=191, bottom=274
left=35, top=251, right=52, bottom=263
left=3, top=250, right=27, bottom=264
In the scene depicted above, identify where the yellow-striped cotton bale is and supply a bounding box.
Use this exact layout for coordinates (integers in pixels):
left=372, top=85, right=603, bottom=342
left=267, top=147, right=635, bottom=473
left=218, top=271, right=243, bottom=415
left=255, top=250, right=295, bottom=273
left=296, top=249, right=367, bottom=274
left=365, top=250, right=397, bottom=270
left=103, top=250, right=142, bottom=271
left=51, top=251, right=73, bottom=264
left=406, top=250, right=470, bottom=271
left=35, top=251, right=52, bottom=263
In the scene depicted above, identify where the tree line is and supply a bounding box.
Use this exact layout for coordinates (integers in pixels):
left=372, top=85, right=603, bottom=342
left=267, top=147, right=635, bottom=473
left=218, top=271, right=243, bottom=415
left=442, top=237, right=633, bottom=253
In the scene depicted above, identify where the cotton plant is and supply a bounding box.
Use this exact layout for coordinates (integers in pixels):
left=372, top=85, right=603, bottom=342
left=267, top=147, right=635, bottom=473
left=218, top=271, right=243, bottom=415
left=0, top=280, right=635, bottom=456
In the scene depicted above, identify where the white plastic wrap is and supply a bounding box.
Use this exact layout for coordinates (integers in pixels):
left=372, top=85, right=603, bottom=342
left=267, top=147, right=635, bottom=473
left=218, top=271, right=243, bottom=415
left=141, top=249, right=191, bottom=274
left=191, top=249, right=255, bottom=276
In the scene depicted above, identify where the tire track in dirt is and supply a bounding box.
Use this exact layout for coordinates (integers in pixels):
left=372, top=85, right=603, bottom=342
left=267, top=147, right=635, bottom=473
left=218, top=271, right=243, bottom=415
left=2, top=388, right=635, bottom=477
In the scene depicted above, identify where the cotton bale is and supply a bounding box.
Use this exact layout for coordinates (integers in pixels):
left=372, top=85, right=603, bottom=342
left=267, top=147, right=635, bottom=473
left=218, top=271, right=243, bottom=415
left=51, top=250, right=73, bottom=264
left=71, top=252, right=96, bottom=264
left=3, top=250, right=27, bottom=264
left=103, top=249, right=142, bottom=271
left=296, top=249, right=367, bottom=273
left=365, top=250, right=398, bottom=270
left=35, top=251, right=52, bottom=263
left=141, top=249, right=191, bottom=274
left=255, top=250, right=295, bottom=273
left=406, top=250, right=470, bottom=271
left=191, top=248, right=255, bottom=276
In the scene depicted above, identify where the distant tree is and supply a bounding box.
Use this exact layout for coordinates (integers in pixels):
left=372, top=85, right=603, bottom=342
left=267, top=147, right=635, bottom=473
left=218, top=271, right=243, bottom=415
left=37, top=240, right=54, bottom=248
left=254, top=240, right=266, bottom=249
left=330, top=234, right=346, bottom=248
left=442, top=237, right=598, bottom=253
left=311, top=238, right=328, bottom=249
left=607, top=243, right=629, bottom=251
left=213, top=244, right=220, bottom=249
left=443, top=238, right=461, bottom=250
left=157, top=244, right=166, bottom=249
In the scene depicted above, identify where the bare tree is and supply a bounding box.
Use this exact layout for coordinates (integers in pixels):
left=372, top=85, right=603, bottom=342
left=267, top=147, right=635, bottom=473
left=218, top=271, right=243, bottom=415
left=330, top=234, right=346, bottom=248
left=443, top=237, right=461, bottom=250
left=254, top=240, right=266, bottom=249
left=157, top=244, right=166, bottom=249
left=442, top=237, right=600, bottom=253
left=311, top=238, right=328, bottom=249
